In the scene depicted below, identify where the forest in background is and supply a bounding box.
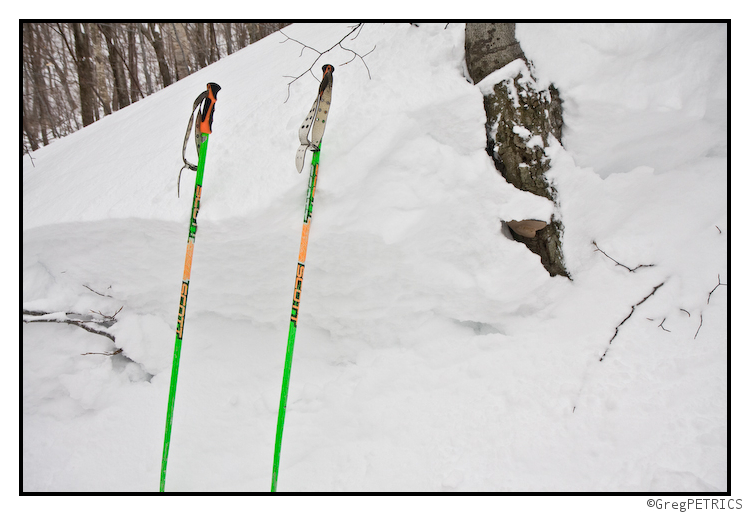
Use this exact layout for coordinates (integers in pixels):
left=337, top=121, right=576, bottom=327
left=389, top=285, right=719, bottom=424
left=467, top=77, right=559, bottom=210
left=21, top=22, right=290, bottom=153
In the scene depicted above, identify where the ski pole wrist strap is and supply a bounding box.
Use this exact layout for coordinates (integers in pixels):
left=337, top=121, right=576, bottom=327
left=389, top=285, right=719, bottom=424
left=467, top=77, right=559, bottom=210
left=178, top=83, right=221, bottom=197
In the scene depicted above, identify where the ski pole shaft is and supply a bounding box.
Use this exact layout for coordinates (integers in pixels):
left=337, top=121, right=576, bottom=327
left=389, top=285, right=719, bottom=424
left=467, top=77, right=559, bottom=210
left=272, top=145, right=322, bottom=492
left=160, top=83, right=219, bottom=492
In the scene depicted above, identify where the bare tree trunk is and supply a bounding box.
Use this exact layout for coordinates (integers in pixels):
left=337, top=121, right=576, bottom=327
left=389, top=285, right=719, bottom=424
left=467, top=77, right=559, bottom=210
left=21, top=102, right=39, bottom=150
left=127, top=24, right=141, bottom=103
left=22, top=72, right=39, bottom=151
left=465, top=23, right=569, bottom=278
left=138, top=24, right=153, bottom=95
left=145, top=23, right=172, bottom=88
left=24, top=24, right=56, bottom=145
left=169, top=23, right=191, bottom=81
left=207, top=23, right=219, bottom=63
left=90, top=24, right=112, bottom=117
left=55, top=23, right=89, bottom=129
left=71, top=23, right=97, bottom=127
left=22, top=26, right=40, bottom=148
left=465, top=23, right=524, bottom=83
left=190, top=23, right=208, bottom=69
left=99, top=23, right=130, bottom=110
left=43, top=40, right=78, bottom=125
left=43, top=65, right=61, bottom=139
left=223, top=23, right=234, bottom=55
left=36, top=24, right=78, bottom=135
left=235, top=22, right=248, bottom=48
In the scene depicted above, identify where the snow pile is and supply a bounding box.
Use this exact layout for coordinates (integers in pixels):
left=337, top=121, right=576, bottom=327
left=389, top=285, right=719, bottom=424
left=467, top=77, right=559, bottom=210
left=23, top=23, right=728, bottom=494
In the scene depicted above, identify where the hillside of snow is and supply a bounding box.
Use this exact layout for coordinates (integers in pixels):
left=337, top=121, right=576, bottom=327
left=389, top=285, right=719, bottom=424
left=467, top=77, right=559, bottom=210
left=22, top=23, right=728, bottom=493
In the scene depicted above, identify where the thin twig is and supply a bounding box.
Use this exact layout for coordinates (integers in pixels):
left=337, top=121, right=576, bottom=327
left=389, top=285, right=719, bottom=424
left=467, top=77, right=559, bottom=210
left=83, top=284, right=113, bottom=298
left=657, top=318, right=670, bottom=332
left=279, top=23, right=374, bottom=102
left=694, top=313, right=704, bottom=339
left=91, top=306, right=123, bottom=320
left=680, top=308, right=691, bottom=317
left=600, top=282, right=665, bottom=361
left=707, top=274, right=727, bottom=304
left=24, top=143, right=36, bottom=167
left=593, top=241, right=655, bottom=273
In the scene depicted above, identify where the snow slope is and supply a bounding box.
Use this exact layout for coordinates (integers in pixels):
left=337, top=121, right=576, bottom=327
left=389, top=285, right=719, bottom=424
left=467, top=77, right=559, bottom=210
left=22, top=23, right=728, bottom=494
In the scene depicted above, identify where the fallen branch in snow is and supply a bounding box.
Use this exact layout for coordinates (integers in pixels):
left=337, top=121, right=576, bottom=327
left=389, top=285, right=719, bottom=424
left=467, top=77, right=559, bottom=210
left=592, top=241, right=655, bottom=273
left=83, top=284, right=113, bottom=298
left=91, top=306, right=123, bottom=321
left=707, top=274, right=727, bottom=304
left=279, top=23, right=375, bottom=102
left=694, top=313, right=704, bottom=340
left=23, top=308, right=117, bottom=342
left=689, top=274, right=727, bottom=340
left=81, top=348, right=122, bottom=356
left=685, top=274, right=727, bottom=340
left=600, top=282, right=665, bottom=361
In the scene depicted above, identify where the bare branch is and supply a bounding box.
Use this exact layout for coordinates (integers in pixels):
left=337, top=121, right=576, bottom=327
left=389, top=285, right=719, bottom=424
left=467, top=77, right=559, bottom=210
left=23, top=309, right=117, bottom=342
left=593, top=241, right=655, bottom=273
left=24, top=143, right=36, bottom=167
left=694, top=313, right=704, bottom=339
left=83, top=284, right=113, bottom=297
left=279, top=23, right=374, bottom=102
left=600, top=282, right=665, bottom=361
left=707, top=274, right=727, bottom=304
left=82, top=348, right=122, bottom=356
left=91, top=306, right=123, bottom=320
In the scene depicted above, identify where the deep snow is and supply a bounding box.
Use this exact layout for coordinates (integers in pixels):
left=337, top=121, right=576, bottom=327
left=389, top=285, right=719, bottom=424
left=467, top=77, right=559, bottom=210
left=22, top=23, right=728, bottom=498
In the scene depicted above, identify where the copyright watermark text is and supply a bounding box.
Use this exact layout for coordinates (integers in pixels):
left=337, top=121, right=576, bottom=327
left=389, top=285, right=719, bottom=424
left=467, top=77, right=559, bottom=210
left=647, top=499, right=743, bottom=511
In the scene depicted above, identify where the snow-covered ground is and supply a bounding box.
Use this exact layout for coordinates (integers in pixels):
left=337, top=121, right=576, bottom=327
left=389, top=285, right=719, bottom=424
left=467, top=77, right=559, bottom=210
left=22, top=23, right=729, bottom=499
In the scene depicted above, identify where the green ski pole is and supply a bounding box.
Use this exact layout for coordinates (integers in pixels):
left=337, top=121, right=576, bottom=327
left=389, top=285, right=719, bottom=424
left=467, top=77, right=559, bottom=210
left=160, top=82, right=220, bottom=492
left=272, top=146, right=321, bottom=492
left=273, top=65, right=334, bottom=492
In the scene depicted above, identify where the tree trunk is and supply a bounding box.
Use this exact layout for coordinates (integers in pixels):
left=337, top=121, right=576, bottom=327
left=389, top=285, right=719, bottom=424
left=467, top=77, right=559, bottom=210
left=465, top=23, right=569, bottom=278
left=465, top=23, right=525, bottom=84
left=138, top=24, right=154, bottom=95
left=208, top=23, right=219, bottom=64
left=36, top=23, right=78, bottom=135
left=25, top=24, right=57, bottom=145
left=71, top=23, right=97, bottom=127
left=236, top=23, right=248, bottom=48
left=99, top=23, right=130, bottom=110
left=22, top=80, right=39, bottom=151
left=170, top=23, right=191, bottom=80
left=223, top=23, right=234, bottom=55
left=91, top=24, right=112, bottom=116
left=190, top=23, right=208, bottom=69
left=146, top=23, right=172, bottom=88
left=127, top=24, right=141, bottom=103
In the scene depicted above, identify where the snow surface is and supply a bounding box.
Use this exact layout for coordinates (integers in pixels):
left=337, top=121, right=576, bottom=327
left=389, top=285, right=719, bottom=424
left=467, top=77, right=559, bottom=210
left=22, top=22, right=728, bottom=499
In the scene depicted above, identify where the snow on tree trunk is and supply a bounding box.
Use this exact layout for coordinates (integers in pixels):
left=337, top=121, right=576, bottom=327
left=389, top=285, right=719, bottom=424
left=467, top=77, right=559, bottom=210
left=465, top=23, right=569, bottom=279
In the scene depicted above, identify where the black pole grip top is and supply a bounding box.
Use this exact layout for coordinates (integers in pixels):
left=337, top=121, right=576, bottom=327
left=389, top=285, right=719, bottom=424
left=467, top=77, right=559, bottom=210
left=318, top=65, right=334, bottom=97
left=199, top=83, right=221, bottom=134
